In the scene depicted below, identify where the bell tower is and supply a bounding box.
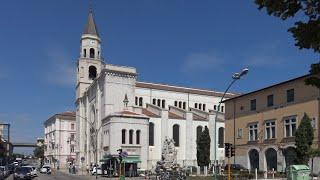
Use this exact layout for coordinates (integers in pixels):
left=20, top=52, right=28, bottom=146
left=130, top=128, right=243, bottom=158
left=76, top=8, right=104, bottom=99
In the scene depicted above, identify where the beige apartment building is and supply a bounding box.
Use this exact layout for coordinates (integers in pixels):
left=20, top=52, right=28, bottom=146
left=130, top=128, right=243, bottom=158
left=224, top=74, right=320, bottom=173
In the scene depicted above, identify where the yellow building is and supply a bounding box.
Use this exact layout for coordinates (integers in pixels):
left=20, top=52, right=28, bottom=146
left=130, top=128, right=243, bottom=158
left=224, top=74, right=320, bottom=173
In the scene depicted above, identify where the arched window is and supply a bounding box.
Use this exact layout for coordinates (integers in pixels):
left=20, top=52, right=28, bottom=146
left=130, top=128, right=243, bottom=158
left=265, top=148, right=277, bottom=171
left=157, top=99, right=161, bottom=107
left=196, top=126, right=203, bottom=141
left=182, top=102, right=186, bottom=109
left=135, top=97, right=138, bottom=106
left=136, top=130, right=140, bottom=144
left=214, top=105, right=217, bottom=110
left=284, top=147, right=297, bottom=167
left=173, top=124, right=180, bottom=146
left=89, top=66, right=97, bottom=80
left=249, top=149, right=259, bottom=170
left=178, top=101, right=182, bottom=108
left=83, top=49, right=87, bottom=58
left=162, top=100, right=165, bottom=108
left=90, top=48, right=95, bottom=58
left=199, top=103, right=202, bottom=110
left=218, top=127, right=224, bottom=148
left=149, top=123, right=154, bottom=146
left=139, top=97, right=143, bottom=107
left=174, top=101, right=178, bottom=107
left=221, top=106, right=224, bottom=112
left=203, top=104, right=206, bottom=111
left=129, top=130, right=134, bottom=144
left=195, top=103, right=198, bottom=108
left=153, top=99, right=156, bottom=105
left=121, top=129, right=126, bottom=144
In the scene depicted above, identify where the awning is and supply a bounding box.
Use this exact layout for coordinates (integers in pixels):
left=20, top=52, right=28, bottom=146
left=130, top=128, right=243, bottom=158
left=122, top=156, right=141, bottom=163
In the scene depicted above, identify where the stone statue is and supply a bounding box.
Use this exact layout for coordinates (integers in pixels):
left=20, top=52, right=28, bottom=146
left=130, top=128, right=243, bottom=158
left=161, top=137, right=178, bottom=169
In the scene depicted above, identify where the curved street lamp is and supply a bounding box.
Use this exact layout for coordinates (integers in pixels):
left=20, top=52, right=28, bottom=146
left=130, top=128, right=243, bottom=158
left=213, top=68, right=249, bottom=176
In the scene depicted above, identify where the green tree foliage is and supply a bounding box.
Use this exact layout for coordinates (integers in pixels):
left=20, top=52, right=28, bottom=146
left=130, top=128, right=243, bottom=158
left=254, top=0, right=320, bottom=88
left=197, top=126, right=211, bottom=167
left=33, top=145, right=44, bottom=159
left=295, top=113, right=314, bottom=164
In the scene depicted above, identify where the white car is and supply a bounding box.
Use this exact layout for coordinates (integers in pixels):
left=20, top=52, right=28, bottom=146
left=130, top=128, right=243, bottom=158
left=22, top=166, right=37, bottom=177
left=91, top=167, right=102, bottom=175
left=40, top=165, right=51, bottom=174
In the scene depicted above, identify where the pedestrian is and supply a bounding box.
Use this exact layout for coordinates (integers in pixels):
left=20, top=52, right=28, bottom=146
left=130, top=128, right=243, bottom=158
left=72, top=164, right=76, bottom=174
left=86, top=164, right=89, bottom=174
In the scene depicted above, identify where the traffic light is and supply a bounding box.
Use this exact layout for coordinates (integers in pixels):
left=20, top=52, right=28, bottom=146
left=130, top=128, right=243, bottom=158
left=231, top=145, right=235, bottom=157
left=224, top=143, right=230, bottom=158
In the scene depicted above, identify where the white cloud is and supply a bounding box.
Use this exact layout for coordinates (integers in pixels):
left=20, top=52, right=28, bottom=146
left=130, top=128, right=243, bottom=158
left=181, top=51, right=224, bottom=73
left=45, top=46, right=75, bottom=86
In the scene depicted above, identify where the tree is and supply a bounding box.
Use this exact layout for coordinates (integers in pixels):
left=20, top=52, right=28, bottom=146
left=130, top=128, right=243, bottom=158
left=197, top=126, right=211, bottom=168
left=33, top=145, right=45, bottom=165
left=295, top=113, right=314, bottom=164
left=254, top=0, right=320, bottom=88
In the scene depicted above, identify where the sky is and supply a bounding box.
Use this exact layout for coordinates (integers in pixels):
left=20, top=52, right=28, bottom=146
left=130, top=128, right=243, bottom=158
left=0, top=1, right=317, bottom=153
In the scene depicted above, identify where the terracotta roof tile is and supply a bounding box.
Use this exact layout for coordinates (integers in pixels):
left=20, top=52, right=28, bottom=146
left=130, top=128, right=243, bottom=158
left=142, top=109, right=160, bottom=118
left=168, top=112, right=185, bottom=120
left=193, top=114, right=208, bottom=121
left=119, top=111, right=140, bottom=116
left=57, top=111, right=76, bottom=117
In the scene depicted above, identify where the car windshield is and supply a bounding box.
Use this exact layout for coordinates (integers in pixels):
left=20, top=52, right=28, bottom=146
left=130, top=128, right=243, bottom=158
left=16, top=167, right=30, bottom=173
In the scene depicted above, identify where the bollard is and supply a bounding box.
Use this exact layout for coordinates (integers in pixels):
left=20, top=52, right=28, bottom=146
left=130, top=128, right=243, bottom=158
left=197, top=166, right=200, bottom=175
left=204, top=166, right=208, bottom=176
left=272, top=168, right=274, bottom=179
left=255, top=168, right=257, bottom=180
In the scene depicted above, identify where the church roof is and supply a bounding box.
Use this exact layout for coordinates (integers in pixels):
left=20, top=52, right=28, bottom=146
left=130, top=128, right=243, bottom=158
left=83, top=9, right=99, bottom=37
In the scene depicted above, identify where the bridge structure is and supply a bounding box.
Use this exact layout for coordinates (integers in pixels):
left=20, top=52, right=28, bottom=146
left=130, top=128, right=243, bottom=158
left=12, top=143, right=38, bottom=148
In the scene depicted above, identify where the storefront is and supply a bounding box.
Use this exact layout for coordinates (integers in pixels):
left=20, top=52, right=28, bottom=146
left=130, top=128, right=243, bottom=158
left=100, top=154, right=141, bottom=177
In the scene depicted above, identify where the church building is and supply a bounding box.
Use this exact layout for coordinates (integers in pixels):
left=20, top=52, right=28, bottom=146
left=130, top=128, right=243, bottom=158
left=75, top=9, right=236, bottom=171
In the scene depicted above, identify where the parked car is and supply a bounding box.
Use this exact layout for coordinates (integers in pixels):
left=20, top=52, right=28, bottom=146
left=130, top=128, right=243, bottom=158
left=0, top=166, right=9, bottom=178
left=13, top=166, right=32, bottom=180
left=22, top=166, right=37, bottom=177
left=40, top=165, right=51, bottom=174
left=91, top=167, right=102, bottom=175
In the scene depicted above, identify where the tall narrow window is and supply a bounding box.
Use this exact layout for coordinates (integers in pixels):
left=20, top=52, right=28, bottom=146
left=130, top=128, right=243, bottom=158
left=287, top=89, right=295, bottom=103
left=136, top=130, right=140, bottom=144
left=89, top=66, right=97, bottom=80
left=218, top=127, right=224, bottom=148
left=221, top=106, right=224, bottom=112
left=71, top=123, right=75, bottom=130
left=174, top=101, right=178, bottom=107
left=179, top=101, right=182, bottom=108
left=214, top=105, right=217, bottom=110
left=173, top=124, right=180, bottom=146
left=157, top=99, right=161, bottom=107
left=162, top=100, right=165, bottom=108
left=90, top=48, right=95, bottom=58
left=149, top=123, right=154, bottom=146
left=195, top=103, right=198, bottom=108
left=183, top=102, right=186, bottom=110
left=139, top=97, right=143, bottom=107
left=203, top=104, right=206, bottom=111
left=265, top=121, right=276, bottom=139
left=284, top=117, right=297, bottom=137
left=135, top=97, right=138, bottom=106
left=153, top=98, right=156, bottom=105
left=83, top=49, right=87, bottom=58
left=267, top=94, right=274, bottom=107
left=199, top=104, right=202, bottom=110
left=122, top=129, right=126, bottom=144
left=196, top=126, right=203, bottom=141
left=249, top=124, right=258, bottom=141
left=250, top=99, right=256, bottom=111
left=129, top=130, right=134, bottom=144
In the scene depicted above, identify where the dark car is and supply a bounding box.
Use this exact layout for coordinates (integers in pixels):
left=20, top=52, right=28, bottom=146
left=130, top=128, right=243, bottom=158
left=224, top=164, right=249, bottom=174
left=13, top=167, right=32, bottom=180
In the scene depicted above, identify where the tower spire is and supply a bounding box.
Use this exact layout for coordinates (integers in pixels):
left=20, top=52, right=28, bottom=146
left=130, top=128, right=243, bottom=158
left=83, top=5, right=99, bottom=37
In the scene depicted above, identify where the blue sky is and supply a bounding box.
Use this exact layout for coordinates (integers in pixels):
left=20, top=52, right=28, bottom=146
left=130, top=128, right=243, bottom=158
left=0, top=1, right=317, bottom=153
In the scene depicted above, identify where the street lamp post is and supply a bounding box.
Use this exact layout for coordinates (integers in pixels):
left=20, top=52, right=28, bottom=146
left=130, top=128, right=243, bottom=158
left=76, top=114, right=104, bottom=179
left=213, top=68, right=248, bottom=177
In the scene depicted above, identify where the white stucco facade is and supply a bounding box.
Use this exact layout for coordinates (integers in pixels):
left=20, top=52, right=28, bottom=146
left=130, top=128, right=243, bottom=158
left=74, top=10, right=236, bottom=171
left=44, top=112, right=76, bottom=168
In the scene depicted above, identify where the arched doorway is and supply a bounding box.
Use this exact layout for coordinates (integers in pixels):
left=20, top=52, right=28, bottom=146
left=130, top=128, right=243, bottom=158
left=265, top=148, right=277, bottom=171
left=249, top=149, right=259, bottom=170
left=283, top=147, right=297, bottom=168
